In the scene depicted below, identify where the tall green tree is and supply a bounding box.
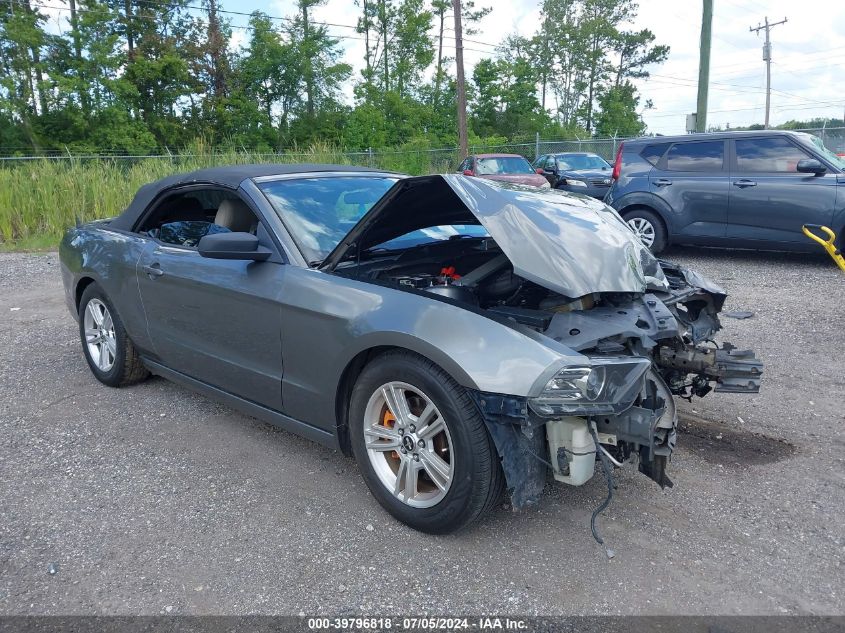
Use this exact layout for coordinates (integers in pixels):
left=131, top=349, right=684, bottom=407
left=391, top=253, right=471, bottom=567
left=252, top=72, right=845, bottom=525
left=0, top=0, right=49, bottom=148
left=610, top=28, right=668, bottom=87
left=118, top=1, right=196, bottom=144
left=533, top=0, right=667, bottom=133
left=431, top=0, right=489, bottom=108
left=286, top=0, right=352, bottom=142
left=594, top=81, right=645, bottom=137
left=469, top=57, right=499, bottom=137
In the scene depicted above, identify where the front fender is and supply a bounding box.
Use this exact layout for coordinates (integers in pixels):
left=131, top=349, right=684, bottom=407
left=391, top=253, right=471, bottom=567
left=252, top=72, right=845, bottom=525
left=277, top=267, right=581, bottom=430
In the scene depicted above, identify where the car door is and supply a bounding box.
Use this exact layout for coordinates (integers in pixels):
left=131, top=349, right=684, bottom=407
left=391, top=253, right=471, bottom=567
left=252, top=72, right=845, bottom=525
left=649, top=139, right=729, bottom=242
left=727, top=136, right=837, bottom=246
left=136, top=190, right=285, bottom=411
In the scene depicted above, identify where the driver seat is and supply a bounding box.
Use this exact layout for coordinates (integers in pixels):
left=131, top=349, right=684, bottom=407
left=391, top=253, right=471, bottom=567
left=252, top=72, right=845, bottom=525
left=214, top=199, right=256, bottom=233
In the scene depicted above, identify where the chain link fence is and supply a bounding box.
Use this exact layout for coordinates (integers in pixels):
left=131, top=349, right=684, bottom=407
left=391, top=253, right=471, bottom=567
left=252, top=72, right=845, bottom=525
left=793, top=126, right=845, bottom=154
left=1, top=127, right=841, bottom=171
left=0, top=136, right=629, bottom=170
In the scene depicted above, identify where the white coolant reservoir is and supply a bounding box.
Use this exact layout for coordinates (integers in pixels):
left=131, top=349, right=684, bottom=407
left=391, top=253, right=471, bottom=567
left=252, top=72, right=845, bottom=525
left=546, top=417, right=596, bottom=485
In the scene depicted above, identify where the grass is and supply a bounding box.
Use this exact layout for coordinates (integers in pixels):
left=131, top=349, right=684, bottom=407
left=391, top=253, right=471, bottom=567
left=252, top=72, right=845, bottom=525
left=0, top=142, right=458, bottom=250
left=0, top=234, right=59, bottom=252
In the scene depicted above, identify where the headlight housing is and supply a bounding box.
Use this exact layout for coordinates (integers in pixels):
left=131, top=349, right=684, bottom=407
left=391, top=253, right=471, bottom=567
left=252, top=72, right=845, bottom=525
left=529, top=356, right=651, bottom=416
left=562, top=178, right=587, bottom=187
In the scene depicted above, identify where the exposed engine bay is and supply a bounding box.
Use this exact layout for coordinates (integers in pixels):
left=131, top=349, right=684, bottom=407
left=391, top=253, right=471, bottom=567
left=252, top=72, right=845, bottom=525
left=336, top=234, right=762, bottom=545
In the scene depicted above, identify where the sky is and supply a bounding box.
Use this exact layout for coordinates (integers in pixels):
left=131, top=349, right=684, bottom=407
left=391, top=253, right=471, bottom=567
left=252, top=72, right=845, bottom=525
left=39, top=0, right=845, bottom=136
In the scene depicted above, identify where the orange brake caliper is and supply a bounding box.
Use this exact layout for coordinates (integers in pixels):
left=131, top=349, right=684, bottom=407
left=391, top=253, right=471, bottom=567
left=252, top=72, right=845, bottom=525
left=382, top=410, right=399, bottom=459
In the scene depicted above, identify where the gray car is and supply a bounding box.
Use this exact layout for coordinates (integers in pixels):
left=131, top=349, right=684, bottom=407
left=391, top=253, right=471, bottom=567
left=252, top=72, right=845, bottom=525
left=533, top=152, right=614, bottom=199
left=605, top=130, right=845, bottom=253
left=60, top=165, right=762, bottom=536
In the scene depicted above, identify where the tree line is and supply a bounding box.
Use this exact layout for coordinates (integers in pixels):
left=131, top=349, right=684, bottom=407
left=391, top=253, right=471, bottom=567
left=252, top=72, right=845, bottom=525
left=0, top=0, right=668, bottom=155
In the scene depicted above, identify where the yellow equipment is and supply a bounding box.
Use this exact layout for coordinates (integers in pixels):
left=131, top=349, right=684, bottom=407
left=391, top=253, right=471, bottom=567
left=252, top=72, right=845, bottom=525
left=802, top=224, right=845, bottom=272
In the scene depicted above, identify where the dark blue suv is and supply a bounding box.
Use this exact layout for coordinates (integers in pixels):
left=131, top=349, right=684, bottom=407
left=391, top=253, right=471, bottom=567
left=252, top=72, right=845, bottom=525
left=604, top=130, right=845, bottom=253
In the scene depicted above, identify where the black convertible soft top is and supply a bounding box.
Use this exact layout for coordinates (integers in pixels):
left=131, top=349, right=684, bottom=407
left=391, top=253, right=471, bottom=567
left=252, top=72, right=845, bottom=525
left=109, top=163, right=388, bottom=231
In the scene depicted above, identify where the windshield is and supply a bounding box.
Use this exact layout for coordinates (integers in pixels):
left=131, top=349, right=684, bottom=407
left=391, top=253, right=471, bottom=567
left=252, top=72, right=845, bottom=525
left=556, top=155, right=611, bottom=171
left=258, top=176, right=398, bottom=262
left=476, top=156, right=534, bottom=175
left=806, top=134, right=845, bottom=170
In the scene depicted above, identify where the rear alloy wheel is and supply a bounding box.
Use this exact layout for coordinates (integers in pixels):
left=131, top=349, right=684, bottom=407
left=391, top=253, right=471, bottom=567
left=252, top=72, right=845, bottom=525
left=623, top=209, right=667, bottom=254
left=83, top=298, right=117, bottom=373
left=350, top=351, right=504, bottom=534
left=78, top=283, right=149, bottom=387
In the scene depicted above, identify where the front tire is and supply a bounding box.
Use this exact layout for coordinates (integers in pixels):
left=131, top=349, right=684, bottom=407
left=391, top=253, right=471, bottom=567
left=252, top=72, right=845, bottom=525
left=350, top=351, right=504, bottom=534
left=623, top=208, right=667, bottom=254
left=78, top=283, right=149, bottom=387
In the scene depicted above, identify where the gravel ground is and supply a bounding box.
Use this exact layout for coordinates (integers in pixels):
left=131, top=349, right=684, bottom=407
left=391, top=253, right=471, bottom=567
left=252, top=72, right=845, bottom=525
left=0, top=248, right=843, bottom=616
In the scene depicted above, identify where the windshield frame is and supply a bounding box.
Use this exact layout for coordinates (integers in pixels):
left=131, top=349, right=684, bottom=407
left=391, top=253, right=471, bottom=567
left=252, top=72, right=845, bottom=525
left=254, top=171, right=402, bottom=266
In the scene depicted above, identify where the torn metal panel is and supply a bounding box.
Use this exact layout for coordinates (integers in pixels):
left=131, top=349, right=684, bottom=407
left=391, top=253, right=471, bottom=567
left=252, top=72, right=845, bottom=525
left=712, top=347, right=764, bottom=393
left=468, top=391, right=546, bottom=510
left=545, top=293, right=679, bottom=351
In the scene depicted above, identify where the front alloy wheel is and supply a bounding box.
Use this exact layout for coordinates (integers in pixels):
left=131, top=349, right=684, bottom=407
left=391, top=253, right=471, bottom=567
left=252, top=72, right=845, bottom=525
left=350, top=351, right=504, bottom=533
left=363, top=381, right=454, bottom=508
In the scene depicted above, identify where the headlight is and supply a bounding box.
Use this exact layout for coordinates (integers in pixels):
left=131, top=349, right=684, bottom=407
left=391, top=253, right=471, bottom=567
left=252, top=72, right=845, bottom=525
left=529, top=356, right=651, bottom=416
left=542, top=366, right=605, bottom=401
left=563, top=178, right=587, bottom=187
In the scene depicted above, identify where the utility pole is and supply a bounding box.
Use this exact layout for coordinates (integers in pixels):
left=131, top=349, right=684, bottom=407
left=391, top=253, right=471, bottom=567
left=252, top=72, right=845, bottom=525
left=453, top=0, right=469, bottom=160
left=749, top=16, right=787, bottom=129
left=695, top=0, right=712, bottom=132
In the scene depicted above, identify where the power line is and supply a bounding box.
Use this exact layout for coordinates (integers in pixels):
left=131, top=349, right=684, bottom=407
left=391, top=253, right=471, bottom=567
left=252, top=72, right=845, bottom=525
left=648, top=74, right=840, bottom=109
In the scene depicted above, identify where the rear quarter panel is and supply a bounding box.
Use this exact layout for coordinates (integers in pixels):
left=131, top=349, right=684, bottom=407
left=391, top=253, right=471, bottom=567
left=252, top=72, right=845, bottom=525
left=60, top=223, right=153, bottom=354
left=606, top=146, right=658, bottom=215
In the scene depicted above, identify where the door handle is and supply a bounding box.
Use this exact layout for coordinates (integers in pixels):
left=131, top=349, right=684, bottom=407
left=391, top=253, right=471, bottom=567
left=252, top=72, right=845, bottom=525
left=733, top=179, right=757, bottom=188
left=143, top=263, right=164, bottom=278
left=654, top=178, right=673, bottom=186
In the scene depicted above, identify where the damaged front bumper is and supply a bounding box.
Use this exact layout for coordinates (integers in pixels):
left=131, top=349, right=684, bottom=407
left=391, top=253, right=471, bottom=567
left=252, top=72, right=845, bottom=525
left=470, top=262, right=763, bottom=514
left=470, top=365, right=680, bottom=510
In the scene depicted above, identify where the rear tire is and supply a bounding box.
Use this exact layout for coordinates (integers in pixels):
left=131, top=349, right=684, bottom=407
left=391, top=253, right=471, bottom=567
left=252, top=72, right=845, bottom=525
left=623, top=208, right=667, bottom=254
left=350, top=350, right=504, bottom=534
left=78, top=283, right=149, bottom=387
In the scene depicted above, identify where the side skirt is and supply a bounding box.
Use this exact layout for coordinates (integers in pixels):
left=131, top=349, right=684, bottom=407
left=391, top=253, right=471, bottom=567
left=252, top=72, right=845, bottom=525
left=142, top=358, right=339, bottom=450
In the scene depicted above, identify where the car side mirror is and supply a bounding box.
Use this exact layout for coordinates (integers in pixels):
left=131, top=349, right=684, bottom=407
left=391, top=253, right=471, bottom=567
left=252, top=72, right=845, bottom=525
left=797, top=158, right=826, bottom=175
left=535, top=168, right=544, bottom=174
left=462, top=169, right=474, bottom=176
left=198, top=232, right=271, bottom=261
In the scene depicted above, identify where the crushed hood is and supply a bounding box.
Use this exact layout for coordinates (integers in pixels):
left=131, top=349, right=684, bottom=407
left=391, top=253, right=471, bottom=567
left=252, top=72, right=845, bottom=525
left=323, top=174, right=667, bottom=298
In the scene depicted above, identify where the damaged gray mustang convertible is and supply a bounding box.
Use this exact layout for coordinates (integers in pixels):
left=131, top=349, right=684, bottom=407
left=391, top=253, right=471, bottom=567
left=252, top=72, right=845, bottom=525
left=60, top=165, right=762, bottom=536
